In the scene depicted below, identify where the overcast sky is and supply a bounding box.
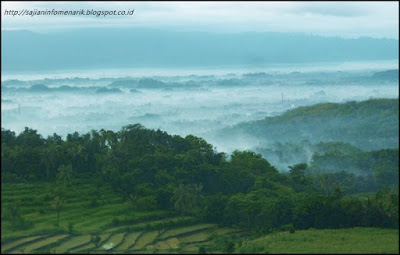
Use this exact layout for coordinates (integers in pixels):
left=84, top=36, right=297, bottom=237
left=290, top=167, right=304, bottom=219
left=1, top=1, right=399, bottom=39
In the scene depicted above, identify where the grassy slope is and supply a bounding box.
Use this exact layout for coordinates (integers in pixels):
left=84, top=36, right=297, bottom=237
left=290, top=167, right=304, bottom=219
left=2, top=178, right=399, bottom=254
left=238, top=227, right=399, bottom=254
left=1, top=180, right=169, bottom=241
left=1, top=180, right=236, bottom=254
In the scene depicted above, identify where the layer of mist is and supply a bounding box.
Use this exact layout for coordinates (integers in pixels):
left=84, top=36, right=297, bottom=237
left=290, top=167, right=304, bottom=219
left=2, top=66, right=398, bottom=171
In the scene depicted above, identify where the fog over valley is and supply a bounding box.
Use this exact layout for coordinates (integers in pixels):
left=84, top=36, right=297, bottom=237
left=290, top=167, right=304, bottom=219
left=2, top=66, right=398, bottom=170
left=2, top=3, right=399, bottom=253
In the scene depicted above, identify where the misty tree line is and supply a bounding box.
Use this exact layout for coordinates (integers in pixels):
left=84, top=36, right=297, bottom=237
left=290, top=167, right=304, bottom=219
left=1, top=124, right=399, bottom=230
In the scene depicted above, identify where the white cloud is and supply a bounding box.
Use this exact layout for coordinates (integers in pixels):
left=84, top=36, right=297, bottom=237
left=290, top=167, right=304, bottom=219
left=1, top=1, right=398, bottom=38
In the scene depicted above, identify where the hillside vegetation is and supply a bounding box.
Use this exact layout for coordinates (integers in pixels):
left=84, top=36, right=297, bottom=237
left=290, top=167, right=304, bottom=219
left=1, top=99, right=398, bottom=253
left=226, top=98, right=399, bottom=150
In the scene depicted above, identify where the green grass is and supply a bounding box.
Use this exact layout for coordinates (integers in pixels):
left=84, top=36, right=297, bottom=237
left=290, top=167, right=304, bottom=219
left=159, top=223, right=215, bottom=239
left=165, top=237, right=180, bottom=249
left=1, top=235, right=46, bottom=253
left=153, top=240, right=172, bottom=250
left=97, top=233, right=112, bottom=245
left=116, top=232, right=142, bottom=250
left=238, top=227, right=400, bottom=254
left=132, top=231, right=159, bottom=250
left=104, top=216, right=193, bottom=233
left=52, top=235, right=91, bottom=253
left=3, top=181, right=399, bottom=254
left=182, top=243, right=201, bottom=252
left=178, top=231, right=211, bottom=243
left=1, top=181, right=169, bottom=239
left=99, top=232, right=125, bottom=250
left=69, top=242, right=95, bottom=254
left=18, top=234, right=69, bottom=254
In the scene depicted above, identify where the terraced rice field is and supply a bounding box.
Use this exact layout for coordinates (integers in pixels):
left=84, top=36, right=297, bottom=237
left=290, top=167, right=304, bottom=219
left=165, top=237, right=180, bottom=249
left=1, top=180, right=240, bottom=254
left=15, top=234, right=69, bottom=253
left=115, top=232, right=142, bottom=250
left=69, top=242, right=95, bottom=254
left=1, top=221, right=239, bottom=254
left=1, top=235, right=46, bottom=253
left=1, top=181, right=170, bottom=240
left=132, top=231, right=159, bottom=250
left=52, top=235, right=91, bottom=253
left=100, top=232, right=125, bottom=250
left=178, top=230, right=212, bottom=243
left=159, top=223, right=215, bottom=239
left=153, top=240, right=172, bottom=250
left=104, top=216, right=193, bottom=233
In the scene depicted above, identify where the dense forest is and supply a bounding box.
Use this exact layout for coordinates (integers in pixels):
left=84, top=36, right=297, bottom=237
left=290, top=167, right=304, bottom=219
left=2, top=121, right=398, bottom=233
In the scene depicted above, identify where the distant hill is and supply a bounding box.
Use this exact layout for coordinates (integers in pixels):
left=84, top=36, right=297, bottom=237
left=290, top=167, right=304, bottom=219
left=222, top=98, right=399, bottom=150
left=1, top=28, right=398, bottom=72
left=372, top=69, right=399, bottom=81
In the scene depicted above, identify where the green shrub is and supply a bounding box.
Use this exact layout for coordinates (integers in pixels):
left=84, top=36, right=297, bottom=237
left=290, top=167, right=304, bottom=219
left=198, top=246, right=207, bottom=254
left=111, top=217, right=120, bottom=226
left=10, top=218, right=34, bottom=230
left=135, top=196, right=158, bottom=211
left=280, top=223, right=295, bottom=234
left=88, top=198, right=98, bottom=208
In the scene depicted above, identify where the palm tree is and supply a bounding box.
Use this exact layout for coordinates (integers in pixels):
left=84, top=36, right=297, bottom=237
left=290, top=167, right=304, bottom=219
left=173, top=184, right=193, bottom=216
left=67, top=144, right=86, bottom=170
left=193, top=183, right=204, bottom=202
left=191, top=183, right=204, bottom=217
left=51, top=196, right=65, bottom=226
left=41, top=145, right=59, bottom=180
left=56, top=164, right=73, bottom=186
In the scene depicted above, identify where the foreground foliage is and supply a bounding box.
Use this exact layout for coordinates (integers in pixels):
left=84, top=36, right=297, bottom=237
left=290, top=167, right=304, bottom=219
left=237, top=227, right=399, bottom=254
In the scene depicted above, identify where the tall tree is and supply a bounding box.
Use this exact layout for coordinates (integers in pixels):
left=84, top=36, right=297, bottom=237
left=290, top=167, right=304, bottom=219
left=172, top=184, right=194, bottom=216
left=51, top=196, right=65, bottom=226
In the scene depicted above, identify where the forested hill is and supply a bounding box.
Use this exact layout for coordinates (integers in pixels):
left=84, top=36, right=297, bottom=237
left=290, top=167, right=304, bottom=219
left=223, top=98, right=399, bottom=150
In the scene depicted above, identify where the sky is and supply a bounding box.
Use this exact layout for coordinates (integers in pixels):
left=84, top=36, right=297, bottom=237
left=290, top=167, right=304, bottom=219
left=1, top=1, right=399, bottom=39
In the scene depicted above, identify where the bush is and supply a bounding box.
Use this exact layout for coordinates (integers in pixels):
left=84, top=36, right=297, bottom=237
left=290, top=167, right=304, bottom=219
left=224, top=240, right=235, bottom=253
left=10, top=218, right=34, bottom=230
left=88, top=198, right=98, bottom=208
left=43, top=194, right=52, bottom=202
left=280, top=223, right=295, bottom=234
left=135, top=196, right=158, bottom=211
left=111, top=217, right=120, bottom=226
left=1, top=173, right=24, bottom=183
left=198, top=246, right=207, bottom=254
